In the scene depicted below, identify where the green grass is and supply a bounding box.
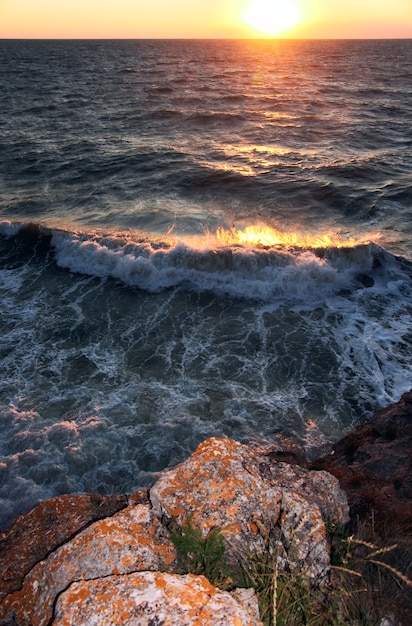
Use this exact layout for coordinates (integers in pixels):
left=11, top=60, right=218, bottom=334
left=170, top=515, right=231, bottom=588
left=169, top=515, right=412, bottom=625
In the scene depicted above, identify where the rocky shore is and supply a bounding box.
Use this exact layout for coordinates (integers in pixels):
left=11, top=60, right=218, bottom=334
left=312, top=391, right=412, bottom=533
left=0, top=391, right=411, bottom=625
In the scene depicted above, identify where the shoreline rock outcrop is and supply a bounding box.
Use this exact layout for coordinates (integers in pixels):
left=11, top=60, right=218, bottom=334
left=312, top=390, right=412, bottom=532
left=0, top=494, right=129, bottom=603
left=1, top=391, right=411, bottom=625
left=150, top=436, right=348, bottom=581
left=0, top=437, right=349, bottom=625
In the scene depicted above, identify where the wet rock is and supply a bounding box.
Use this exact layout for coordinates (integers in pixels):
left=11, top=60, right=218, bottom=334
left=52, top=572, right=263, bottom=626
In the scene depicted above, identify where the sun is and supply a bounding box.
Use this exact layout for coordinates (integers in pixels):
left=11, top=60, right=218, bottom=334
left=243, top=0, right=302, bottom=36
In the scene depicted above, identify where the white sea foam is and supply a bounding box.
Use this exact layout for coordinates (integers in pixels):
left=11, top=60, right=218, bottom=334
left=0, top=220, right=22, bottom=238
left=50, top=230, right=384, bottom=304
left=0, top=225, right=411, bottom=529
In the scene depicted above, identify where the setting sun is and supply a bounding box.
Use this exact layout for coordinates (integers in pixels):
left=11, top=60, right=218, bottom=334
left=0, top=0, right=411, bottom=38
left=243, top=0, right=302, bottom=36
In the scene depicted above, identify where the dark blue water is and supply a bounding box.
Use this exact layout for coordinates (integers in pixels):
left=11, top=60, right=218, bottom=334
left=0, top=39, right=411, bottom=529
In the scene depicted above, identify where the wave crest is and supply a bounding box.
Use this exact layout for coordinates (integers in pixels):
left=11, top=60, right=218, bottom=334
left=50, top=226, right=387, bottom=302
left=1, top=221, right=406, bottom=303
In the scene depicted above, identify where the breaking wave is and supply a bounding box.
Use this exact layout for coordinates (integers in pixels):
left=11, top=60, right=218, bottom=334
left=2, top=220, right=404, bottom=306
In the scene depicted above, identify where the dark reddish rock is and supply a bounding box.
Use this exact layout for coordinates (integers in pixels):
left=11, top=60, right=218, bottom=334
left=311, top=390, right=412, bottom=532
left=0, top=493, right=129, bottom=602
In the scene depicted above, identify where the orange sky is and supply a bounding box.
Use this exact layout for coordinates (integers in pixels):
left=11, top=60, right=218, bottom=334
left=1, top=0, right=411, bottom=39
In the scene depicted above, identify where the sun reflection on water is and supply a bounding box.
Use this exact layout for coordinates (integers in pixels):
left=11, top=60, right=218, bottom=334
left=214, top=224, right=380, bottom=250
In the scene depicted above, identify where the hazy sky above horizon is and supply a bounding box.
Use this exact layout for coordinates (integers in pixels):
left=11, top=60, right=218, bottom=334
left=1, top=0, right=411, bottom=39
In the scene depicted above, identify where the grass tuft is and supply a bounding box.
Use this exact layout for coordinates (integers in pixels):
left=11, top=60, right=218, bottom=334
left=168, top=515, right=412, bottom=625
left=169, top=515, right=231, bottom=589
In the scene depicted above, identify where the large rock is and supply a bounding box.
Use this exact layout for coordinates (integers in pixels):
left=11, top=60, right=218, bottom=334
left=150, top=437, right=349, bottom=581
left=52, top=572, right=263, bottom=626
left=0, top=504, right=175, bottom=626
left=0, top=493, right=129, bottom=602
left=0, top=437, right=349, bottom=625
left=312, top=390, right=412, bottom=531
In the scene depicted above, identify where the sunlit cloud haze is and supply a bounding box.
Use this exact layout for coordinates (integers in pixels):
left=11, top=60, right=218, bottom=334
left=0, top=0, right=411, bottom=38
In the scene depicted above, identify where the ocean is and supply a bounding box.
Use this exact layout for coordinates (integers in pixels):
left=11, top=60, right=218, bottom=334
left=0, top=38, right=411, bottom=529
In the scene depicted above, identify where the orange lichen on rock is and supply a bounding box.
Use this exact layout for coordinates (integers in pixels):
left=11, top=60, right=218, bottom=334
left=0, top=493, right=128, bottom=602
left=150, top=437, right=349, bottom=581
left=52, top=572, right=263, bottom=626
left=150, top=438, right=283, bottom=548
left=0, top=504, right=175, bottom=626
left=0, top=436, right=350, bottom=625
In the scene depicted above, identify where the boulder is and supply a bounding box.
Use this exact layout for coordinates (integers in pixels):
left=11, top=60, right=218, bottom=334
left=312, top=390, right=412, bottom=531
left=150, top=437, right=349, bottom=581
left=0, top=504, right=175, bottom=626
left=0, top=437, right=349, bottom=625
left=0, top=493, right=129, bottom=602
left=52, top=572, right=262, bottom=626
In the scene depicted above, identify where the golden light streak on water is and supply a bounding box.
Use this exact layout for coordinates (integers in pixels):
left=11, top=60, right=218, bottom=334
left=214, top=225, right=381, bottom=249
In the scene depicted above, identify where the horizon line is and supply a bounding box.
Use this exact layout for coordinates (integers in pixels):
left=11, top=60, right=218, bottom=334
left=1, top=36, right=411, bottom=41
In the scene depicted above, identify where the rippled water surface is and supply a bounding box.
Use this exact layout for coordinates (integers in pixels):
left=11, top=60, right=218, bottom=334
left=0, top=39, right=411, bottom=528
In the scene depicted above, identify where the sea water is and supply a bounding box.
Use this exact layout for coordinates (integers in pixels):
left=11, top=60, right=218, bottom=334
left=0, top=39, right=411, bottom=528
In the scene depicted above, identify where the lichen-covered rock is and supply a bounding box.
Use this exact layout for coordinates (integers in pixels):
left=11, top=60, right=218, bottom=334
left=52, top=572, right=263, bottom=626
left=151, top=437, right=283, bottom=550
left=150, top=437, right=349, bottom=581
left=0, top=437, right=350, bottom=625
left=257, top=456, right=350, bottom=527
left=0, top=504, right=175, bottom=626
left=0, top=494, right=128, bottom=602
